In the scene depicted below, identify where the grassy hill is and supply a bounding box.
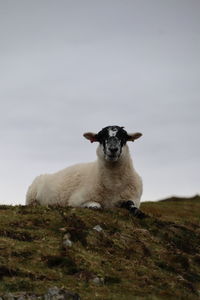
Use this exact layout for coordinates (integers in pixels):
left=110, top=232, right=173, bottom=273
left=0, top=196, right=200, bottom=299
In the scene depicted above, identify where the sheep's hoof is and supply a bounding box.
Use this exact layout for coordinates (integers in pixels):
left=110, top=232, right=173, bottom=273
left=121, top=200, right=148, bottom=219
left=130, top=208, right=148, bottom=219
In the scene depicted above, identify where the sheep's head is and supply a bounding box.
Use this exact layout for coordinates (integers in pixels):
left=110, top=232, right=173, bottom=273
left=84, top=126, right=142, bottom=162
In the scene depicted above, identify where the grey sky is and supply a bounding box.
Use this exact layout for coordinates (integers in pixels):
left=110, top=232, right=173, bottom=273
left=0, top=0, right=199, bottom=204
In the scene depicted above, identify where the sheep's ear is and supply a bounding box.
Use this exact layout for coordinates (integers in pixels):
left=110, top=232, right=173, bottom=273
left=127, top=132, right=142, bottom=142
left=83, top=132, right=98, bottom=143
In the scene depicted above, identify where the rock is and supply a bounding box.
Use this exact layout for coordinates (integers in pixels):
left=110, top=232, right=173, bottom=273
left=63, top=239, right=73, bottom=248
left=92, top=277, right=104, bottom=285
left=93, top=225, right=103, bottom=232
left=63, top=233, right=73, bottom=248
left=1, top=287, right=80, bottom=300
left=45, top=287, right=80, bottom=300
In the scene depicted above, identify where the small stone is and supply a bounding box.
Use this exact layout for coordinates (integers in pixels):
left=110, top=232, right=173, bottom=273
left=45, top=287, right=80, bottom=300
left=63, top=239, right=73, bottom=248
left=92, top=277, right=104, bottom=285
left=63, top=233, right=73, bottom=248
left=93, top=225, right=103, bottom=232
left=47, top=287, right=60, bottom=296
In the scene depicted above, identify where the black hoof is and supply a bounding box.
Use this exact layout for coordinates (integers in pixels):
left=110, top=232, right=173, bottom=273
left=130, top=207, right=148, bottom=219
left=121, top=201, right=148, bottom=219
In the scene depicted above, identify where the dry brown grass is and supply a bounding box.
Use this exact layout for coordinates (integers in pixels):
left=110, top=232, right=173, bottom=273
left=0, top=195, right=199, bottom=299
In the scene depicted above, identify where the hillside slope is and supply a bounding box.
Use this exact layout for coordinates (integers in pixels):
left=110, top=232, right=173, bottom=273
left=0, top=196, right=200, bottom=299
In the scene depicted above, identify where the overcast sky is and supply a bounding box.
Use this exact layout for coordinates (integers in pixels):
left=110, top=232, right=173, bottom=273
left=0, top=0, right=199, bottom=205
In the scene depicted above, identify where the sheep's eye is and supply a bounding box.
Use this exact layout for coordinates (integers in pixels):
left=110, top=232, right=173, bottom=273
left=96, top=131, right=109, bottom=144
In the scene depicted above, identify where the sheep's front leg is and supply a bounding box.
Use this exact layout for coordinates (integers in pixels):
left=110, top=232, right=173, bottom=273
left=81, top=201, right=102, bottom=209
left=121, top=200, right=147, bottom=219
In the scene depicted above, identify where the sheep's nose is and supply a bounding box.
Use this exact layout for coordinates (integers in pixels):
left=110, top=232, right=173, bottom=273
left=109, top=147, right=118, bottom=153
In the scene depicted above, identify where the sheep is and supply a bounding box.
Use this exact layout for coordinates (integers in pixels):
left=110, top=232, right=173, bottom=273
left=26, top=125, right=146, bottom=218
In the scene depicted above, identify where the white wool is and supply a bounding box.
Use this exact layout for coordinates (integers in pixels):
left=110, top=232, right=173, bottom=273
left=26, top=142, right=142, bottom=208
left=108, top=128, right=117, bottom=137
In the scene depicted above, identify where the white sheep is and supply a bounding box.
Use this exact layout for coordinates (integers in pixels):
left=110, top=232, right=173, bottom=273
left=26, top=126, right=146, bottom=218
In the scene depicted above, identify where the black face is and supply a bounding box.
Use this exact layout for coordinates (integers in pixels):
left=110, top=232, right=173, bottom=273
left=96, top=126, right=129, bottom=161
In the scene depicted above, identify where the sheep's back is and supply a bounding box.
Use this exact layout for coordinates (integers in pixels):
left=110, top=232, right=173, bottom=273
left=26, top=162, right=96, bottom=206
